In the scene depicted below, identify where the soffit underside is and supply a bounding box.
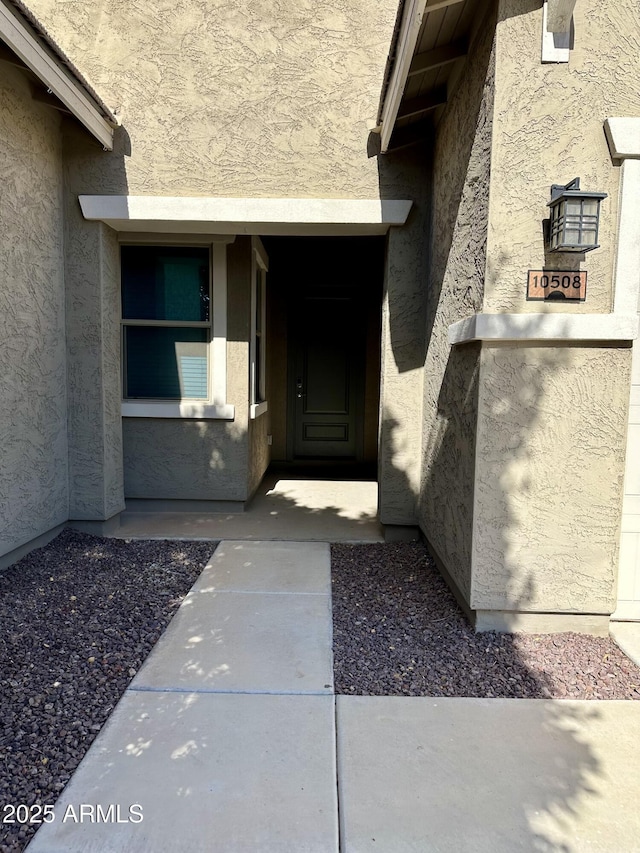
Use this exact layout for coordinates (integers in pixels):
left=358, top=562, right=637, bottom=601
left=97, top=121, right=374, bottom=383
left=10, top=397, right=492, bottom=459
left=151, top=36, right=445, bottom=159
left=379, top=0, right=490, bottom=152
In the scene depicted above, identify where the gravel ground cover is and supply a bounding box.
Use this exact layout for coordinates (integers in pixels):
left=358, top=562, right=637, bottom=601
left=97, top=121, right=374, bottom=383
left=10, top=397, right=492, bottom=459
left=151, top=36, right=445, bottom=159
left=0, top=530, right=215, bottom=853
left=331, top=542, right=640, bottom=700
left=3, top=533, right=639, bottom=851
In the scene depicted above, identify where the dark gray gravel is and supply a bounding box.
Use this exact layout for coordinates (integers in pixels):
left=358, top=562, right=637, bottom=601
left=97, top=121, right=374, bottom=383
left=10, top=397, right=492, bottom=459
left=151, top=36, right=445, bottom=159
left=331, top=542, right=640, bottom=700
left=0, top=529, right=215, bottom=853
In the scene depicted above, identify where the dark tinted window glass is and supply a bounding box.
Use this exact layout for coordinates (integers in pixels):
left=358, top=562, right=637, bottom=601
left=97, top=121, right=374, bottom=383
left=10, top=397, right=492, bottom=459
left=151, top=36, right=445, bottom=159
left=122, top=246, right=209, bottom=321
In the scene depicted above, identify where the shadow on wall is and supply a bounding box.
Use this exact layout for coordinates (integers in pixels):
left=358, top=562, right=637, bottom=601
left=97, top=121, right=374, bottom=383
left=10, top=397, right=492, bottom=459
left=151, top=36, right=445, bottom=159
left=123, top=418, right=250, bottom=503
left=416, top=0, right=497, bottom=582
left=376, top=141, right=432, bottom=376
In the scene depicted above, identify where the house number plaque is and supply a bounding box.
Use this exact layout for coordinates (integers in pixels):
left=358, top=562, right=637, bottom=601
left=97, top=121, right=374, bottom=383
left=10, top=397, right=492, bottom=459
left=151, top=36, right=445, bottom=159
left=527, top=270, right=587, bottom=301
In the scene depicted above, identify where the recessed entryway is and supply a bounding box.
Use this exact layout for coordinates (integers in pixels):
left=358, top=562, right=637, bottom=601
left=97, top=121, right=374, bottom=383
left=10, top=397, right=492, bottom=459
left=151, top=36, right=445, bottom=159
left=261, top=236, right=385, bottom=467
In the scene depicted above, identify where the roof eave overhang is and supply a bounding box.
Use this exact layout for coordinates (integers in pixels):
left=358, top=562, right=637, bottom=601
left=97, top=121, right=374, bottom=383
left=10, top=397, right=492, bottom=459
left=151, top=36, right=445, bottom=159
left=378, top=0, right=469, bottom=153
left=0, top=0, right=115, bottom=150
left=379, top=0, right=428, bottom=154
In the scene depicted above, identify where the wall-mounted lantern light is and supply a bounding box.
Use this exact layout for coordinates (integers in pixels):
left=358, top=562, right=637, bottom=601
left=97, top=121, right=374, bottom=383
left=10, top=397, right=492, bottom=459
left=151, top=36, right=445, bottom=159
left=547, top=178, right=607, bottom=253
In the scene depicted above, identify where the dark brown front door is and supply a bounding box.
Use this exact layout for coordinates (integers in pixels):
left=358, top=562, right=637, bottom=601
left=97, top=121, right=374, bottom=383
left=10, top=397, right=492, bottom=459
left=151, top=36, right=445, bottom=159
left=290, top=292, right=363, bottom=459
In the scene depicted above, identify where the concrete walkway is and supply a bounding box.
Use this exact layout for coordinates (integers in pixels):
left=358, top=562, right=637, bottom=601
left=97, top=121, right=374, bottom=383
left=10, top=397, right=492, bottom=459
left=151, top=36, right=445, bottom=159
left=29, top=540, right=640, bottom=852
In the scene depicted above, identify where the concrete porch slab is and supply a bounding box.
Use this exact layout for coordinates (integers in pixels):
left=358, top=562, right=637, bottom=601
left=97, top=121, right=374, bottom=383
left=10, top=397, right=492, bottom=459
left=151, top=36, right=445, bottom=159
left=116, top=472, right=384, bottom=543
left=132, top=580, right=334, bottom=694
left=206, top=540, right=331, bottom=594
left=336, top=696, right=640, bottom=853
left=28, top=691, right=339, bottom=853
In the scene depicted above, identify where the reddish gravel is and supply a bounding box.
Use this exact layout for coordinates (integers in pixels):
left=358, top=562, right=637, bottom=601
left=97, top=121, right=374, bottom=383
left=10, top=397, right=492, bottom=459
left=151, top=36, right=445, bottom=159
left=331, top=542, right=640, bottom=700
left=0, top=530, right=215, bottom=853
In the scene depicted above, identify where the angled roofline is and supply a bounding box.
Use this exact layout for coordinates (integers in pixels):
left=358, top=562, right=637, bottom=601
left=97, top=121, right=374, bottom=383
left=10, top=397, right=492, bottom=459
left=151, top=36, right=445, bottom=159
left=1, top=0, right=117, bottom=149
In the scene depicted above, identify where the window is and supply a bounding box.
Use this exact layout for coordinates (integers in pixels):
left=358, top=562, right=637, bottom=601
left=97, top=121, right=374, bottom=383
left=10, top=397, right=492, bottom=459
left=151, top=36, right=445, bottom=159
left=120, top=240, right=234, bottom=420
left=250, top=238, right=268, bottom=418
left=122, top=245, right=210, bottom=400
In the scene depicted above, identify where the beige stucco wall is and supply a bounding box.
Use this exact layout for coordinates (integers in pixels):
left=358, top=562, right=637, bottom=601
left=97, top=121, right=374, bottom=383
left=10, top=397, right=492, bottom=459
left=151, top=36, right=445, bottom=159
left=472, top=345, right=630, bottom=613
left=0, top=63, right=69, bottom=556
left=417, top=5, right=497, bottom=591
left=26, top=0, right=400, bottom=199
left=25, top=0, right=422, bottom=512
left=486, top=0, right=640, bottom=314
left=378, top=145, right=431, bottom=525
left=466, top=0, right=638, bottom=617
left=123, top=237, right=256, bottom=502
left=417, top=0, right=635, bottom=621
left=63, top=189, right=124, bottom=520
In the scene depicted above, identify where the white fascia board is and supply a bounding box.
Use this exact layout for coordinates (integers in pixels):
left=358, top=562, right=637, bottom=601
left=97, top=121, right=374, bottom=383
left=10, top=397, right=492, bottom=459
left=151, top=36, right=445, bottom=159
left=448, top=313, right=639, bottom=345
left=79, top=196, right=413, bottom=235
left=379, top=0, right=428, bottom=154
left=0, top=1, right=114, bottom=150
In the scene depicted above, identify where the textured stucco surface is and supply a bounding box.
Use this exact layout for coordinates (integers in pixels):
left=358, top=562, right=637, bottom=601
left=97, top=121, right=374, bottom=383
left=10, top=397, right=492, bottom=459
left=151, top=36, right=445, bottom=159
left=472, top=345, right=630, bottom=613
left=123, top=416, right=249, bottom=501
left=123, top=238, right=253, bottom=501
left=486, top=0, right=640, bottom=314
left=417, top=7, right=496, bottom=592
left=26, top=0, right=399, bottom=199
left=248, top=412, right=270, bottom=499
left=63, top=194, right=124, bottom=520
left=465, top=0, right=638, bottom=617
left=378, top=146, right=431, bottom=525
left=25, top=0, right=416, bottom=510
left=0, top=64, right=69, bottom=556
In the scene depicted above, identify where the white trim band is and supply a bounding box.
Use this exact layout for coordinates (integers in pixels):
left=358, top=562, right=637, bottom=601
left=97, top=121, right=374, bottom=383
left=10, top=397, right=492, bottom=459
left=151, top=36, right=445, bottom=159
left=122, top=402, right=235, bottom=420
left=211, top=243, right=228, bottom=408
left=78, top=196, right=413, bottom=235
left=449, top=312, right=638, bottom=345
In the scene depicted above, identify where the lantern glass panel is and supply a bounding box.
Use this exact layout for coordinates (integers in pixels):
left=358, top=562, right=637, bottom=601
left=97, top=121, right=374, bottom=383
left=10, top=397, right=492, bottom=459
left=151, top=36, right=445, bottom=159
left=547, top=181, right=606, bottom=252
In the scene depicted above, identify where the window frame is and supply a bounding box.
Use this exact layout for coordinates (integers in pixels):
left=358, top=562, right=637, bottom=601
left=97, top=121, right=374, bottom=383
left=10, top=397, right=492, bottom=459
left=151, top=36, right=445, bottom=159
left=120, top=234, right=235, bottom=420
left=249, top=236, right=269, bottom=419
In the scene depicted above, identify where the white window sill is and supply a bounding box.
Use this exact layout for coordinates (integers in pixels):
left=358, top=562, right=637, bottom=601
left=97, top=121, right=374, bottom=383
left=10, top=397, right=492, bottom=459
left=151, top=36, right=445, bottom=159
left=122, top=401, right=235, bottom=420
left=250, top=401, right=269, bottom=419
